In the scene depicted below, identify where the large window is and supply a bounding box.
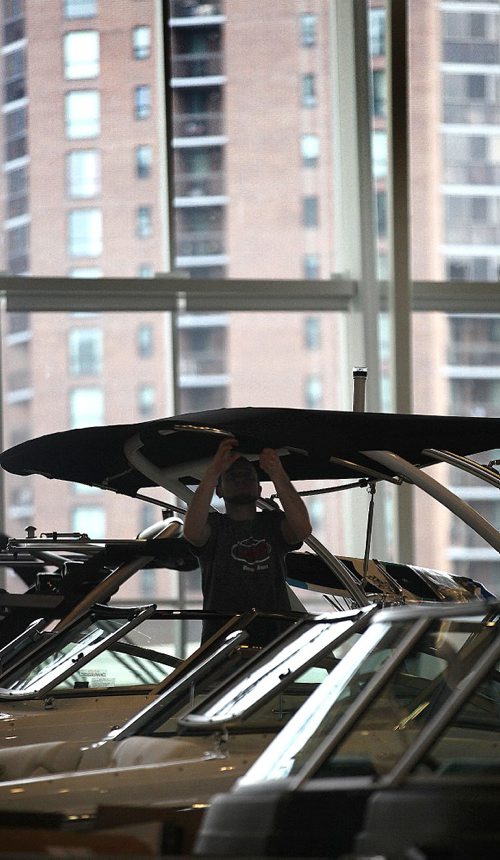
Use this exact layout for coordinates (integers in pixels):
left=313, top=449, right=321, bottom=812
left=69, top=328, right=103, bottom=375
left=0, top=0, right=499, bottom=602
left=63, top=31, right=100, bottom=79
left=68, top=209, right=102, bottom=256
left=65, top=91, right=101, bottom=138
left=67, top=150, right=101, bottom=197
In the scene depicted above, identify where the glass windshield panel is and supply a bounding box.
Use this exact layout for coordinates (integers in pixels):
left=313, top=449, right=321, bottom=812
left=1, top=614, right=203, bottom=693
left=183, top=616, right=360, bottom=724
left=311, top=615, right=496, bottom=780
left=143, top=616, right=359, bottom=737
left=238, top=619, right=396, bottom=784
left=412, top=647, right=500, bottom=778
left=2, top=616, right=126, bottom=692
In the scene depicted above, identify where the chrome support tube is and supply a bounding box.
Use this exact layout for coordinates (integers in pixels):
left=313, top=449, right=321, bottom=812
left=364, top=449, right=500, bottom=553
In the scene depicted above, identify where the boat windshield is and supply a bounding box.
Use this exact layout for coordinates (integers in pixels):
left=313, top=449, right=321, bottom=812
left=146, top=610, right=372, bottom=737
left=0, top=611, right=203, bottom=694
left=238, top=608, right=498, bottom=785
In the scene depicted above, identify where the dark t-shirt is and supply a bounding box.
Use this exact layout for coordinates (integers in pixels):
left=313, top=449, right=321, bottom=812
left=191, top=509, right=301, bottom=643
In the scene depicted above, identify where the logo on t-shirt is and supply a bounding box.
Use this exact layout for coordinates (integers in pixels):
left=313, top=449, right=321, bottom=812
left=231, top=538, right=272, bottom=567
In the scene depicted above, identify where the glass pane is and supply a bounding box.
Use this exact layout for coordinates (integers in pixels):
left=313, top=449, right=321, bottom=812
left=169, top=0, right=335, bottom=279
left=413, top=312, right=500, bottom=594
left=2, top=306, right=348, bottom=611
left=408, top=0, right=500, bottom=283
left=315, top=615, right=497, bottom=778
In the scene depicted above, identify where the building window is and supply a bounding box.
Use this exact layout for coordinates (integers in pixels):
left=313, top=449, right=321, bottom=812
left=369, top=8, right=386, bottom=56
left=303, top=196, right=319, bottom=227
left=471, top=196, right=488, bottom=223
left=304, top=316, right=321, bottom=350
left=372, top=69, right=386, bottom=118
left=4, top=47, right=25, bottom=103
left=67, top=150, right=101, bottom=198
left=372, top=130, right=388, bottom=178
left=304, top=253, right=320, bottom=279
left=138, top=264, right=154, bottom=278
left=137, top=323, right=154, bottom=357
left=300, top=13, right=317, bottom=47
left=376, top=190, right=387, bottom=237
left=136, top=206, right=152, bottom=237
left=447, top=260, right=468, bottom=281
left=308, top=497, right=325, bottom=532
left=5, top=106, right=27, bottom=161
left=7, top=224, right=29, bottom=274
left=64, top=31, right=100, bottom=79
left=70, top=267, right=102, bottom=278
left=301, top=134, right=319, bottom=166
left=65, top=91, right=100, bottom=138
left=134, top=85, right=151, bottom=119
left=69, top=328, right=103, bottom=376
left=305, top=375, right=323, bottom=409
left=68, top=209, right=102, bottom=257
left=301, top=73, right=316, bottom=107
left=467, top=74, right=486, bottom=100
left=64, top=0, right=96, bottom=18
left=138, top=383, right=155, bottom=417
left=135, top=144, right=152, bottom=178
left=6, top=165, right=28, bottom=218
left=71, top=506, right=105, bottom=538
left=133, top=25, right=151, bottom=59
left=70, top=387, right=104, bottom=428
left=3, top=0, right=24, bottom=44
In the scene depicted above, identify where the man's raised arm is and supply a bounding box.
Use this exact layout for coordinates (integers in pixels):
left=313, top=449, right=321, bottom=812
left=259, top=448, right=312, bottom=544
left=183, top=437, right=239, bottom=547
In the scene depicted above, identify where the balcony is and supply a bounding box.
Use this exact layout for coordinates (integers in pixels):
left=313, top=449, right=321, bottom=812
left=170, top=1, right=223, bottom=22
left=178, top=352, right=226, bottom=375
left=174, top=170, right=224, bottom=199
left=171, top=51, right=223, bottom=79
left=443, top=41, right=500, bottom=64
left=443, top=102, right=500, bottom=124
left=444, top=163, right=500, bottom=185
left=445, top=224, right=500, bottom=245
left=448, top=342, right=500, bottom=366
left=173, top=111, right=224, bottom=140
left=176, top=228, right=225, bottom=257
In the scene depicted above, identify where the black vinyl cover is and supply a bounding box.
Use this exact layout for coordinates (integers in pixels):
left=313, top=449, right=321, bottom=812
left=1, top=407, right=499, bottom=498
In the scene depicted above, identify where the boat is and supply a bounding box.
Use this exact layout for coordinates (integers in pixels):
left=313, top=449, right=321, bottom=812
left=1, top=406, right=499, bottom=609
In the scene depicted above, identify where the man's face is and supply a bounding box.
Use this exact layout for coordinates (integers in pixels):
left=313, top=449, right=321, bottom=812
left=218, top=457, right=260, bottom=504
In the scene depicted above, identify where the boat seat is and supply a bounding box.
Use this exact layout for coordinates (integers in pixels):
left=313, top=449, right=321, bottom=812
left=355, top=782, right=500, bottom=859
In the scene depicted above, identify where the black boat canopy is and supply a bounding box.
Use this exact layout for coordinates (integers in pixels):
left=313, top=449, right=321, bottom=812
left=0, top=407, right=499, bottom=499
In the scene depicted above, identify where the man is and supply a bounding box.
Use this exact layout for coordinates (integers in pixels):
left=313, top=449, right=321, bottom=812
left=183, top=437, right=312, bottom=643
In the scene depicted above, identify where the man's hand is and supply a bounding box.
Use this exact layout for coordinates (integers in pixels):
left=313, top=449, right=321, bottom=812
left=208, top=437, right=240, bottom=479
left=259, top=448, right=286, bottom=481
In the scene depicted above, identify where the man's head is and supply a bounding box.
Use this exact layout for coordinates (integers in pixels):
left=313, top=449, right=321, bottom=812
left=216, top=456, right=261, bottom=505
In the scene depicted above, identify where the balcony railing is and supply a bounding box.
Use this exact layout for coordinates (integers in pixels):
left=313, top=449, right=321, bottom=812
left=171, top=1, right=223, bottom=19
left=443, top=42, right=500, bottom=64
left=446, top=224, right=500, bottom=245
left=173, top=111, right=224, bottom=138
left=176, top=228, right=225, bottom=256
left=443, top=102, right=500, bottom=124
left=174, top=170, right=224, bottom=197
left=448, top=343, right=500, bottom=367
left=178, top=352, right=226, bottom=375
left=171, top=52, right=223, bottom=78
left=443, top=164, right=500, bottom=185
